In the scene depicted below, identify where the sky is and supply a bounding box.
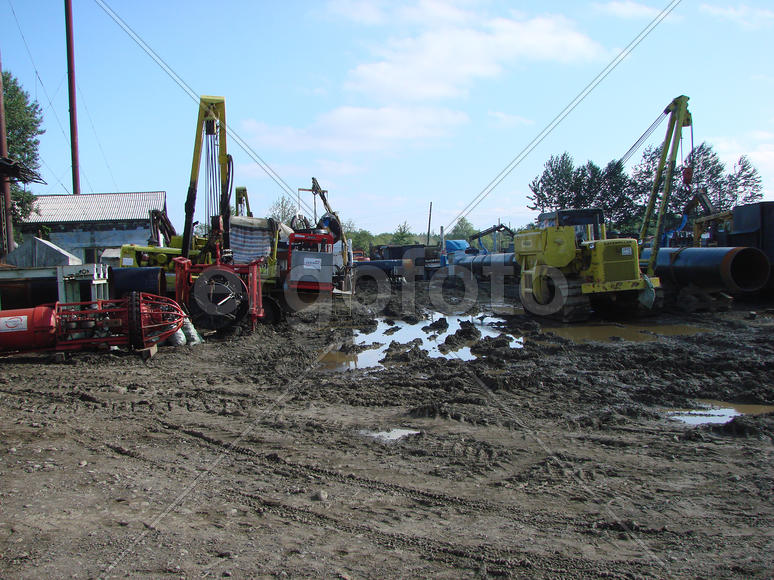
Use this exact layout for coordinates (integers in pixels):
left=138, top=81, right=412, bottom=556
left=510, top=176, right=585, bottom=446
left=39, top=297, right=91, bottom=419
left=2, top=0, right=774, bottom=236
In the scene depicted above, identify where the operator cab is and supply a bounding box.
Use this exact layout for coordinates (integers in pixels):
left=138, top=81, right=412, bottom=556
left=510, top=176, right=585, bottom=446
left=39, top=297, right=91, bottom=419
left=537, top=208, right=605, bottom=242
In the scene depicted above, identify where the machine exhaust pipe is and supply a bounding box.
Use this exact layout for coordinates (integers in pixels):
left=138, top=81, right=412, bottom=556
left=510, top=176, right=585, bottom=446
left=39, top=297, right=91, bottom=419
left=641, top=246, right=770, bottom=293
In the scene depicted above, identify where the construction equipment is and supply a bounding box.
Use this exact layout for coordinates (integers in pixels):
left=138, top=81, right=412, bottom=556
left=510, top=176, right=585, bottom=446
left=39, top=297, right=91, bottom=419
left=692, top=201, right=774, bottom=289
left=663, top=189, right=714, bottom=247
left=637, top=96, right=771, bottom=306
left=298, top=177, right=353, bottom=292
left=514, top=209, right=660, bottom=321
left=119, top=96, right=232, bottom=282
left=0, top=292, right=184, bottom=354
left=468, top=224, right=515, bottom=254
left=119, top=99, right=350, bottom=329
left=235, top=186, right=252, bottom=217
left=638, top=95, right=693, bottom=275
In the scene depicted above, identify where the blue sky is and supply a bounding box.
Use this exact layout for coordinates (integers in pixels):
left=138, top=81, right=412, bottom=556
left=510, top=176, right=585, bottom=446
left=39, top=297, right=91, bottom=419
left=2, top=0, right=773, bottom=235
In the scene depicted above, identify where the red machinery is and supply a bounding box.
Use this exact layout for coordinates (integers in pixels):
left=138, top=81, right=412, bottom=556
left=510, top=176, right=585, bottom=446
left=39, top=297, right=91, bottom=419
left=173, top=257, right=264, bottom=331
left=287, top=232, right=335, bottom=292
left=0, top=292, right=185, bottom=354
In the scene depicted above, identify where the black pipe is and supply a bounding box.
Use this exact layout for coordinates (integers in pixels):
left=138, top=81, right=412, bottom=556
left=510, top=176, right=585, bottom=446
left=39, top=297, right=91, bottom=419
left=110, top=267, right=166, bottom=297
left=452, top=252, right=519, bottom=278
left=641, top=247, right=770, bottom=293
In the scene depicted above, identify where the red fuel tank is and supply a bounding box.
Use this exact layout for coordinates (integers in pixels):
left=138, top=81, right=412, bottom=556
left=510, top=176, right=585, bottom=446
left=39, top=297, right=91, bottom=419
left=0, top=306, right=57, bottom=352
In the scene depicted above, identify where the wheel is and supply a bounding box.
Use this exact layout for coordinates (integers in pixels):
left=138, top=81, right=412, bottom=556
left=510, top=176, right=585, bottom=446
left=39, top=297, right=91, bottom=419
left=189, top=266, right=249, bottom=330
left=519, top=269, right=590, bottom=322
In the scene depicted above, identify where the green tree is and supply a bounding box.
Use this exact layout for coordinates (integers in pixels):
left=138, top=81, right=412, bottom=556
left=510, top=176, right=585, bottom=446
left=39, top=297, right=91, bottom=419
left=2, top=70, right=44, bottom=223
left=390, top=221, right=415, bottom=245
left=528, top=153, right=639, bottom=229
left=725, top=155, right=763, bottom=208
left=527, top=152, right=574, bottom=212
left=448, top=216, right=476, bottom=240
left=267, top=195, right=298, bottom=223
left=634, top=142, right=764, bottom=229
left=342, top=218, right=374, bottom=252
left=680, top=143, right=762, bottom=212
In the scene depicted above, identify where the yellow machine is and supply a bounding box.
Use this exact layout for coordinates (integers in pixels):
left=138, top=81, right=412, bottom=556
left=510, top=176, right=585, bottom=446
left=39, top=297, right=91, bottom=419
left=514, top=209, right=660, bottom=321
left=119, top=96, right=231, bottom=290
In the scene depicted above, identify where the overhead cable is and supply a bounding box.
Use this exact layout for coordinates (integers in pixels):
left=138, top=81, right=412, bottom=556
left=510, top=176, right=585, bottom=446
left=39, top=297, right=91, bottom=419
left=446, top=0, right=683, bottom=231
left=94, top=0, right=316, bottom=218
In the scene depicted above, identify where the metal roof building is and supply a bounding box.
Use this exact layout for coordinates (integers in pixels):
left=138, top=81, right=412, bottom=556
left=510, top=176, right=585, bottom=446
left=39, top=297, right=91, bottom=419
left=24, top=192, right=167, bottom=224
left=18, top=192, right=169, bottom=264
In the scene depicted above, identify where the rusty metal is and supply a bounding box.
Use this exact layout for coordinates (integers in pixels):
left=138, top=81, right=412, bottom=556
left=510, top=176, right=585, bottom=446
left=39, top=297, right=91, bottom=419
left=64, top=0, right=81, bottom=194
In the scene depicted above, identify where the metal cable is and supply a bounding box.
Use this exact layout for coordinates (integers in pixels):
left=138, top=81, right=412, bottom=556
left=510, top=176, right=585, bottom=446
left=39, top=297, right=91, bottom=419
left=619, top=110, right=667, bottom=166
left=76, top=82, right=120, bottom=191
left=447, top=0, right=683, bottom=231
left=93, top=0, right=317, bottom=219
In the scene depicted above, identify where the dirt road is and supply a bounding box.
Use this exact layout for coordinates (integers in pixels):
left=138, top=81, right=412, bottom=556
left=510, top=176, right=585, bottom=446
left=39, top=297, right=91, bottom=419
left=1, top=285, right=773, bottom=578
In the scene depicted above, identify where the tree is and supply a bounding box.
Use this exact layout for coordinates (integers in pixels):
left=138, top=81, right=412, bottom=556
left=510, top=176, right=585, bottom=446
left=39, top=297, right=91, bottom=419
left=527, top=152, right=574, bottom=212
left=390, top=221, right=415, bottom=245
left=528, top=152, right=639, bottom=229
left=267, top=195, right=298, bottom=223
left=342, top=218, right=374, bottom=252
left=448, top=216, right=476, bottom=240
left=2, top=70, right=44, bottom=223
left=636, top=142, right=764, bottom=220
left=725, top=155, right=763, bottom=208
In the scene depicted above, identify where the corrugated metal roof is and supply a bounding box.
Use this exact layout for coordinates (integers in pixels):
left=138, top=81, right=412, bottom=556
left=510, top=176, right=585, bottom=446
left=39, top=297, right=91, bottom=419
left=24, top=192, right=167, bottom=224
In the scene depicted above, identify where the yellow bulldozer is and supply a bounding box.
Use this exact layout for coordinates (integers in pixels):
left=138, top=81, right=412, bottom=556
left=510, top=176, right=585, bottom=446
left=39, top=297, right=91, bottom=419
left=514, top=208, right=660, bottom=321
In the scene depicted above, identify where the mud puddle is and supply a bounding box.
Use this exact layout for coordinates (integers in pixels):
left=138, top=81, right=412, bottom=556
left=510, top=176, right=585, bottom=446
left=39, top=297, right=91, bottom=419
left=321, top=314, right=519, bottom=371
left=540, top=322, right=710, bottom=343
left=670, top=399, right=774, bottom=425
left=359, top=428, right=421, bottom=442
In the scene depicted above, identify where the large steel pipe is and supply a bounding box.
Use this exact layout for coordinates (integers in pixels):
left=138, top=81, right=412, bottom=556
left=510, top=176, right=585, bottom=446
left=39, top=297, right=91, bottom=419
left=452, top=253, right=519, bottom=277
left=641, top=247, right=770, bottom=293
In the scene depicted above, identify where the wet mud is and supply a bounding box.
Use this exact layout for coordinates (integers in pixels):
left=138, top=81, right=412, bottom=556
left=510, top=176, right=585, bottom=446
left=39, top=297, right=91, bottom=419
left=1, top=282, right=773, bottom=578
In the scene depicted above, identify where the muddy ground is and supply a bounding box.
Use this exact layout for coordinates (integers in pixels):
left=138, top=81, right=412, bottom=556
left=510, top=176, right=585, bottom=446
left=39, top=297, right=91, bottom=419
left=1, top=281, right=773, bottom=578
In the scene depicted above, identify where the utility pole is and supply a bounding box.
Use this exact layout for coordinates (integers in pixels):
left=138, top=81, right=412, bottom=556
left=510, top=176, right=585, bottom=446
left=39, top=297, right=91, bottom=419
left=65, top=0, right=81, bottom=194
left=0, top=49, right=14, bottom=257
left=426, top=201, right=432, bottom=246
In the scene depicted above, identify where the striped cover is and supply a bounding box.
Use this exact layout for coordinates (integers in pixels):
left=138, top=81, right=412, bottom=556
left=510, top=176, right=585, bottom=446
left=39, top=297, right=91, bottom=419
left=230, top=216, right=274, bottom=263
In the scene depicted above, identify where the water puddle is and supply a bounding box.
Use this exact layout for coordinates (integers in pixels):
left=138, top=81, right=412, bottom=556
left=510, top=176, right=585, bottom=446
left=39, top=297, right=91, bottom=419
left=670, top=399, right=774, bottom=425
left=320, top=313, right=519, bottom=371
left=541, top=322, right=710, bottom=343
left=359, top=428, right=421, bottom=442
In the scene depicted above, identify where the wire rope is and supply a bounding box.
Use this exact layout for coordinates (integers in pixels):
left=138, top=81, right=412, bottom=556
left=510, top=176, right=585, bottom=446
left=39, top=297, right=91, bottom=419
left=446, top=0, right=682, bottom=231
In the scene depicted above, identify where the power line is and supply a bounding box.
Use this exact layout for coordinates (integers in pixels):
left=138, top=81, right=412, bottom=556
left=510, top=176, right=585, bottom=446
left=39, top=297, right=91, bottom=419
left=76, top=82, right=120, bottom=191
left=7, top=1, right=71, bottom=151
left=93, top=0, right=317, bottom=219
left=446, top=0, right=683, bottom=231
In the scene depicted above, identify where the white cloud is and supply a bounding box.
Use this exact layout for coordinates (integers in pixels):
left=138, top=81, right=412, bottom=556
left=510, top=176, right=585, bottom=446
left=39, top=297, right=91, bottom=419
left=241, top=105, right=468, bottom=154
left=700, top=3, right=774, bottom=29
left=325, top=0, right=388, bottom=25
left=488, top=111, right=533, bottom=128
left=593, top=1, right=660, bottom=19
left=345, top=14, right=603, bottom=102
left=327, top=0, right=477, bottom=27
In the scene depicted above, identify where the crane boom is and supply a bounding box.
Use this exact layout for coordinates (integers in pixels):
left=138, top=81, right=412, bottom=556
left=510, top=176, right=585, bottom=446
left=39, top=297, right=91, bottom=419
left=181, top=96, right=231, bottom=259
left=638, top=95, right=692, bottom=275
